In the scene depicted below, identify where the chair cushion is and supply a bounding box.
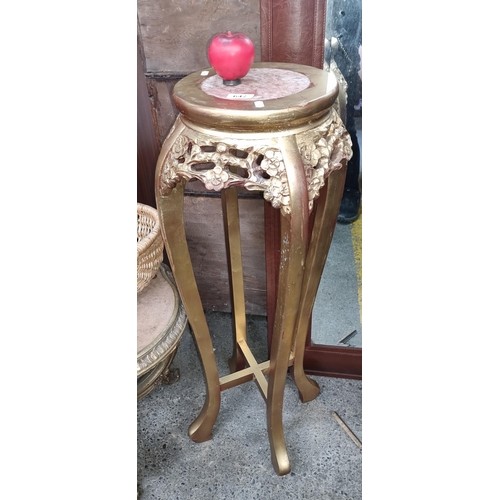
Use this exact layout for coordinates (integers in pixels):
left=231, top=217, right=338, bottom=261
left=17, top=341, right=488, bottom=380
left=137, top=264, right=187, bottom=376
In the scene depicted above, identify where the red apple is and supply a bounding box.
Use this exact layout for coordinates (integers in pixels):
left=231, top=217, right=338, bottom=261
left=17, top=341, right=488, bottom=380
left=207, top=31, right=255, bottom=86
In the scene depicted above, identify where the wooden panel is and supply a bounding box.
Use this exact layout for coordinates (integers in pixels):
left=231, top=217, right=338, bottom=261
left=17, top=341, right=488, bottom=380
left=260, top=0, right=326, bottom=69
left=137, top=29, right=160, bottom=208
left=184, top=195, right=267, bottom=315
left=146, top=78, right=180, bottom=146
left=137, top=0, right=261, bottom=74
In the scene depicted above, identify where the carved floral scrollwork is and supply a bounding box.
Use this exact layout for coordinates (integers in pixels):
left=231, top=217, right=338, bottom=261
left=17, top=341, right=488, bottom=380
left=297, top=110, right=353, bottom=210
left=159, top=134, right=293, bottom=214
left=158, top=110, right=352, bottom=215
left=204, top=164, right=229, bottom=191
left=260, top=149, right=291, bottom=212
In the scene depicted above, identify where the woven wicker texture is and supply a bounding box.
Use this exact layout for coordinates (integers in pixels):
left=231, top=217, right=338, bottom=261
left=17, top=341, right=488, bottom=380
left=137, top=203, right=164, bottom=293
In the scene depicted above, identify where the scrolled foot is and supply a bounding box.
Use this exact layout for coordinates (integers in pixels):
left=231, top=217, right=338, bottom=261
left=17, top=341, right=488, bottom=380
left=270, top=440, right=291, bottom=476
left=188, top=421, right=213, bottom=443
left=188, top=404, right=218, bottom=443
left=293, top=370, right=320, bottom=403
left=268, top=408, right=292, bottom=476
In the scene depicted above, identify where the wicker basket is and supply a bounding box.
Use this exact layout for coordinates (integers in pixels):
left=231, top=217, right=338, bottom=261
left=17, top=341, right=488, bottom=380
left=137, top=203, right=164, bottom=293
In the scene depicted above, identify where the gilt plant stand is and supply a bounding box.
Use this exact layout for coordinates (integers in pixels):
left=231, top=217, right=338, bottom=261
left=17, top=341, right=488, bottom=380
left=154, top=62, right=352, bottom=475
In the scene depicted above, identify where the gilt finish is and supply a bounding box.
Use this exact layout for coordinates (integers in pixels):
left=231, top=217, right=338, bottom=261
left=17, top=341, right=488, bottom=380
left=155, top=62, right=352, bottom=475
left=159, top=109, right=348, bottom=215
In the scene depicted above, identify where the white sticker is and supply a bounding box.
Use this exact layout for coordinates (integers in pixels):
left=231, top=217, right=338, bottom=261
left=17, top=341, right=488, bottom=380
left=200, top=70, right=209, bottom=76
left=226, top=93, right=255, bottom=99
left=254, top=100, right=265, bottom=108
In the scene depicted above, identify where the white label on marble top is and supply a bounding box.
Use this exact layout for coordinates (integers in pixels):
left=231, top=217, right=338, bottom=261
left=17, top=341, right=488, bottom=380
left=201, top=68, right=311, bottom=101
left=226, top=93, right=255, bottom=99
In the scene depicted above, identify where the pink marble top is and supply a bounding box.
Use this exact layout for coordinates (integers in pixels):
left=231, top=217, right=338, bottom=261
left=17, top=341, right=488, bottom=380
left=201, top=68, right=311, bottom=101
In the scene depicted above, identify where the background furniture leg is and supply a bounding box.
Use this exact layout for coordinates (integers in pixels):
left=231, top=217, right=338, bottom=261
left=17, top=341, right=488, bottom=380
left=221, top=187, right=248, bottom=373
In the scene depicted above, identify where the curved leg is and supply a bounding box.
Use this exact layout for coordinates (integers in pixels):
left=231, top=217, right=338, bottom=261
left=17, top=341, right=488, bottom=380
left=155, top=137, right=221, bottom=442
left=291, top=164, right=347, bottom=402
left=266, top=136, right=308, bottom=475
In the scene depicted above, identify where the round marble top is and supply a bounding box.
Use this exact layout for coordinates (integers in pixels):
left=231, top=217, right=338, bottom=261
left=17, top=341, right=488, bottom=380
left=201, top=68, right=311, bottom=101
left=172, top=62, right=339, bottom=132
